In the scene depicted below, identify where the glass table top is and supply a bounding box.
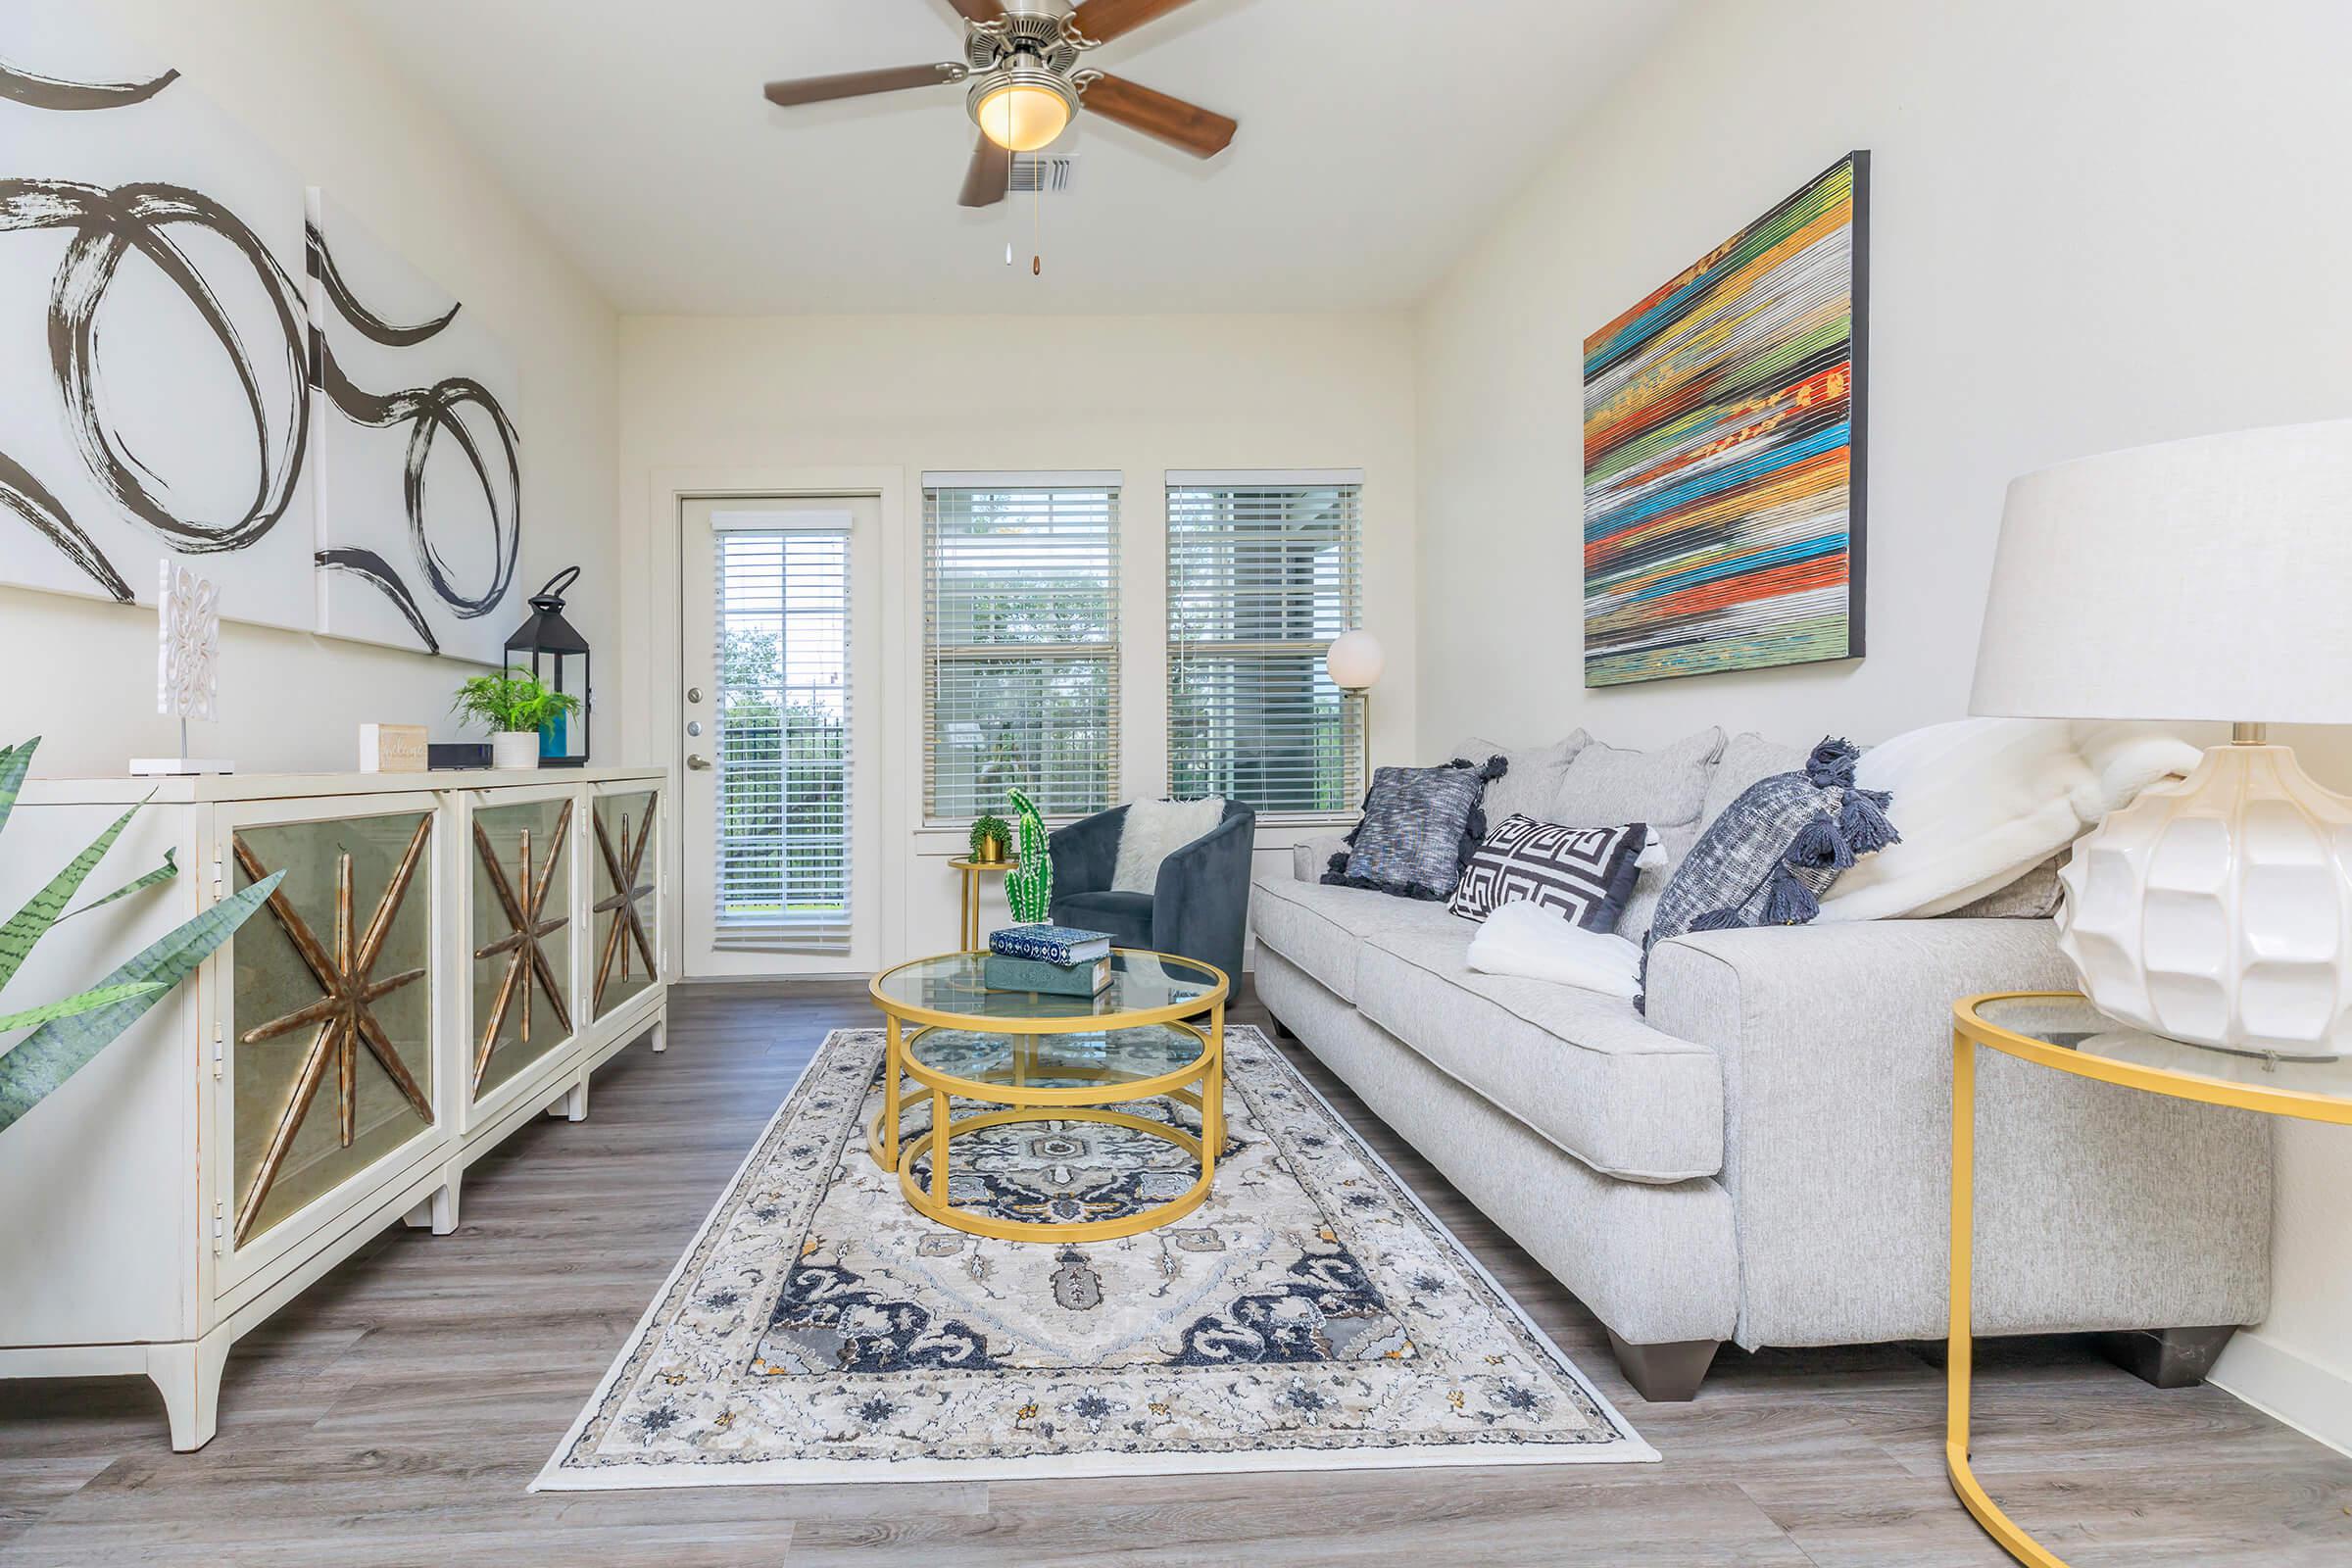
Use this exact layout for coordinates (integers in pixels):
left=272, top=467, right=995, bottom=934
left=906, top=1025, right=1207, bottom=1089
left=872, top=949, right=1226, bottom=1027
left=1972, top=994, right=2352, bottom=1108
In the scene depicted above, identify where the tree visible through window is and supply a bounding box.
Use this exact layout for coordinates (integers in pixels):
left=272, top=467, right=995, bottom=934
left=923, top=480, right=1119, bottom=820
left=1168, top=474, right=1363, bottom=816
left=712, top=527, right=850, bottom=952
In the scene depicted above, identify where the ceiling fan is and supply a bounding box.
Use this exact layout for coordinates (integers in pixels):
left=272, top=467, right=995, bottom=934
left=762, top=0, right=1238, bottom=208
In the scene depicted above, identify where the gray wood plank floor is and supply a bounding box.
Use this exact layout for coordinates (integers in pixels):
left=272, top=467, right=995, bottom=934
left=2, top=979, right=2346, bottom=1565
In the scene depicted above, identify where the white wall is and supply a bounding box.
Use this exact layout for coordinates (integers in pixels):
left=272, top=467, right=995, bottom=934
left=1, top=0, right=619, bottom=777
left=1412, top=0, right=2352, bottom=1451
left=616, top=312, right=1417, bottom=970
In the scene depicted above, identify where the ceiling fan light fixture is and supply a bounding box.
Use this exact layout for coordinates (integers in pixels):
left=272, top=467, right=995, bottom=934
left=969, top=65, right=1074, bottom=153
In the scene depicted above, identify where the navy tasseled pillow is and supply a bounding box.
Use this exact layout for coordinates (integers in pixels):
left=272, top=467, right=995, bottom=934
left=1639, top=738, right=1898, bottom=1006
left=1324, top=755, right=1506, bottom=902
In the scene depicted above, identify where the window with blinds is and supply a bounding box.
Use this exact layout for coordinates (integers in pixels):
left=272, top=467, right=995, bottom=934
left=1167, top=471, right=1364, bottom=817
left=923, top=473, right=1120, bottom=820
left=710, top=522, right=851, bottom=954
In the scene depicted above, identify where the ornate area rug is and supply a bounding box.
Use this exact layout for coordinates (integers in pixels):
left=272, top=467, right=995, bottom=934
left=535, top=1025, right=1653, bottom=1489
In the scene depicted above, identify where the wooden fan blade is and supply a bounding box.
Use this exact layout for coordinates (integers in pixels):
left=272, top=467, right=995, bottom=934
left=941, top=0, right=1004, bottom=20
left=1072, top=0, right=1200, bottom=44
left=1080, top=73, right=1235, bottom=158
left=959, top=135, right=1011, bottom=207
left=763, top=63, right=962, bottom=108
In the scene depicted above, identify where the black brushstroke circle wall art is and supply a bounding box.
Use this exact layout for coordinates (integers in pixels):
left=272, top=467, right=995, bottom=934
left=0, top=24, right=524, bottom=657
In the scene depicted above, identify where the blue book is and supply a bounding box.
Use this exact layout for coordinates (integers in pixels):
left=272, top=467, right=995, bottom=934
left=988, top=924, right=1114, bottom=965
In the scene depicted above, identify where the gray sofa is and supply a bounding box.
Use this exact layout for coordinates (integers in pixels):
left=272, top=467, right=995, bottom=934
left=1250, top=728, right=2274, bottom=1399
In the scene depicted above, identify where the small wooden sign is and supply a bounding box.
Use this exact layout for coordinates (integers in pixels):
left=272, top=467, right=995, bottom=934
left=359, top=723, right=429, bottom=773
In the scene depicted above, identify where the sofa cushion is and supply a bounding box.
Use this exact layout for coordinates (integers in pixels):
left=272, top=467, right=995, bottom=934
left=1550, top=726, right=1726, bottom=830
left=1454, top=731, right=1592, bottom=825
left=1249, top=870, right=1467, bottom=1004
left=1352, top=921, right=1724, bottom=1183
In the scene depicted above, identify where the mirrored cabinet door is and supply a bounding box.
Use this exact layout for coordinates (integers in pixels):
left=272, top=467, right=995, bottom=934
left=592, top=788, right=661, bottom=1020
left=228, top=809, right=437, bottom=1249
left=469, top=795, right=577, bottom=1102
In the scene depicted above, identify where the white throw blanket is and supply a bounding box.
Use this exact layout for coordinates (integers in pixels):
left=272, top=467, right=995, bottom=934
left=1818, top=718, right=2202, bottom=921
left=1465, top=902, right=1643, bottom=999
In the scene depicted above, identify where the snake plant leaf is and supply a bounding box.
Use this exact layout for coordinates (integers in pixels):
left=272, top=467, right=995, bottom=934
left=0, top=802, right=141, bottom=994
left=63, top=848, right=177, bottom=920
left=0, top=737, right=32, bottom=842
left=0, top=981, right=168, bottom=1033
left=0, top=869, right=283, bottom=1136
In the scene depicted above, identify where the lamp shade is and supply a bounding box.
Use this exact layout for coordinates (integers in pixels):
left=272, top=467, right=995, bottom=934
left=1326, top=628, right=1385, bottom=691
left=1970, top=417, right=2352, bottom=725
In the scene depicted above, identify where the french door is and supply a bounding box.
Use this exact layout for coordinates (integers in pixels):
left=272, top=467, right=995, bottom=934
left=679, top=496, right=878, bottom=975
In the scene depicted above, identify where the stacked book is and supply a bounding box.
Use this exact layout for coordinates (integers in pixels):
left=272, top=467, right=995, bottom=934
left=983, top=925, right=1114, bottom=998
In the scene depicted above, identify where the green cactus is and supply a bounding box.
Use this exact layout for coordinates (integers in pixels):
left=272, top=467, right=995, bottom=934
left=1003, top=787, right=1054, bottom=923
left=0, top=736, right=282, bottom=1136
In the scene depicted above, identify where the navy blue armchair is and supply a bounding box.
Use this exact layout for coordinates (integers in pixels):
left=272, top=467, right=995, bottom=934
left=1048, top=801, right=1256, bottom=985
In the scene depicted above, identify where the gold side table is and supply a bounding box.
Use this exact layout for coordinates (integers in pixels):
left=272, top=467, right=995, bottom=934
left=1948, top=992, right=2352, bottom=1568
left=867, top=948, right=1229, bottom=1244
left=948, top=856, right=1016, bottom=952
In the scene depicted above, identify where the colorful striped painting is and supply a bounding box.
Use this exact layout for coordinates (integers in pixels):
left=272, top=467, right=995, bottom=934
left=1583, top=152, right=1869, bottom=687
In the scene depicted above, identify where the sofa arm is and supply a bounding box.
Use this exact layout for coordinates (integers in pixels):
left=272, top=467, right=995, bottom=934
left=1290, top=832, right=1353, bottom=883
left=1644, top=920, right=2272, bottom=1348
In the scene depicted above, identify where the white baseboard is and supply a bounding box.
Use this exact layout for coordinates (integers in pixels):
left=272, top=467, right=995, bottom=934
left=2211, top=1330, right=2352, bottom=1459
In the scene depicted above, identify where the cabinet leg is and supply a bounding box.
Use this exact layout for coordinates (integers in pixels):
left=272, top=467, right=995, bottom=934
left=649, top=1016, right=668, bottom=1054
left=403, top=1172, right=462, bottom=1235
left=146, top=1335, right=229, bottom=1452
left=548, top=1078, right=589, bottom=1121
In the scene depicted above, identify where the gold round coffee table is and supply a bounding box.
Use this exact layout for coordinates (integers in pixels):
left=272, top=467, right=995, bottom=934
left=1948, top=992, right=2352, bottom=1568
left=866, top=948, right=1229, bottom=1244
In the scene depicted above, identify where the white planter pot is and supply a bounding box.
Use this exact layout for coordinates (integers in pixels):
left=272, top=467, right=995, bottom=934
left=491, top=731, right=541, bottom=771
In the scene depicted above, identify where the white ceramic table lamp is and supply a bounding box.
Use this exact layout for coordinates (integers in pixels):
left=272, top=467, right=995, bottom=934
left=1970, top=417, right=2352, bottom=1060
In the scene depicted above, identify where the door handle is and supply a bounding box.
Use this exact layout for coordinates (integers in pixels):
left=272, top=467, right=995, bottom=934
left=687, top=755, right=711, bottom=771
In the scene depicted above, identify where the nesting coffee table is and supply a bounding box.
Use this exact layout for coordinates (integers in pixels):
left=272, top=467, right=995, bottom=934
left=865, top=948, right=1230, bottom=1243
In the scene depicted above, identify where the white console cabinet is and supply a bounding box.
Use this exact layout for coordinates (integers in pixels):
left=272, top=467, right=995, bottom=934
left=0, top=768, right=671, bottom=1450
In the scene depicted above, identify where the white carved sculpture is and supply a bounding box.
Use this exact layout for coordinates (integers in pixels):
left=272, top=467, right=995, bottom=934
left=132, top=561, right=231, bottom=775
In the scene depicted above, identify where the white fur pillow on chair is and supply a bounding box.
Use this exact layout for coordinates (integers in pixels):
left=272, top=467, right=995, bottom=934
left=1817, top=718, right=2202, bottom=921
left=1111, top=797, right=1228, bottom=894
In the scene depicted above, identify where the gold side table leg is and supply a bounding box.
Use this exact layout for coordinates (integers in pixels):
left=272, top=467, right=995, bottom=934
left=1946, top=1028, right=2070, bottom=1568
left=960, top=866, right=979, bottom=951
left=1203, top=1002, right=1226, bottom=1160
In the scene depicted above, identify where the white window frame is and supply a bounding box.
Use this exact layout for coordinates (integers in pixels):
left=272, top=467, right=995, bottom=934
left=921, top=471, right=1123, bottom=825
left=1165, top=468, right=1365, bottom=821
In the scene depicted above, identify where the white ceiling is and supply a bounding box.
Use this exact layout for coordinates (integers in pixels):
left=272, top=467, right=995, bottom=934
left=335, top=0, right=1681, bottom=316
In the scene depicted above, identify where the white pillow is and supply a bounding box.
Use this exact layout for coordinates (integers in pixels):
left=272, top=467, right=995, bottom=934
left=1464, top=901, right=1642, bottom=999
left=1110, top=797, right=1228, bottom=895
left=1817, top=718, right=2201, bottom=922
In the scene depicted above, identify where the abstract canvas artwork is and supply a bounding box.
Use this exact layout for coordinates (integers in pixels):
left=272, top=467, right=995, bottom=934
left=308, top=194, right=521, bottom=662
left=0, top=1, right=524, bottom=660
left=0, top=2, right=317, bottom=630
left=1582, top=152, right=1869, bottom=688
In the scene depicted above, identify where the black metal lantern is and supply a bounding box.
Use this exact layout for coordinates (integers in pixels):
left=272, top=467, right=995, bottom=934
left=505, top=566, right=592, bottom=766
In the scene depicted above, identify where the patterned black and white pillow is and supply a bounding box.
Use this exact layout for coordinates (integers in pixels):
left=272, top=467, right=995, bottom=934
left=1448, top=814, right=1649, bottom=932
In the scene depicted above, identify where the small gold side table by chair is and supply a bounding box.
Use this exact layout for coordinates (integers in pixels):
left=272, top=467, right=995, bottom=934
left=1948, top=992, right=2352, bottom=1568
left=948, top=856, right=1016, bottom=952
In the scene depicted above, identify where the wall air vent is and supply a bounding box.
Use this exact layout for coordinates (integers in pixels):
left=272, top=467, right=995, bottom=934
left=1007, top=153, right=1079, bottom=195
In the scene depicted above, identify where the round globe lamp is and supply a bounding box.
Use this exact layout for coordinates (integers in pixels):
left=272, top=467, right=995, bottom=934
left=1326, top=629, right=1384, bottom=802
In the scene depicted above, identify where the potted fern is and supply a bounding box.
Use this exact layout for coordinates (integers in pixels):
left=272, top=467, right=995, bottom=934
left=968, top=812, right=1012, bottom=864
left=452, top=667, right=581, bottom=771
